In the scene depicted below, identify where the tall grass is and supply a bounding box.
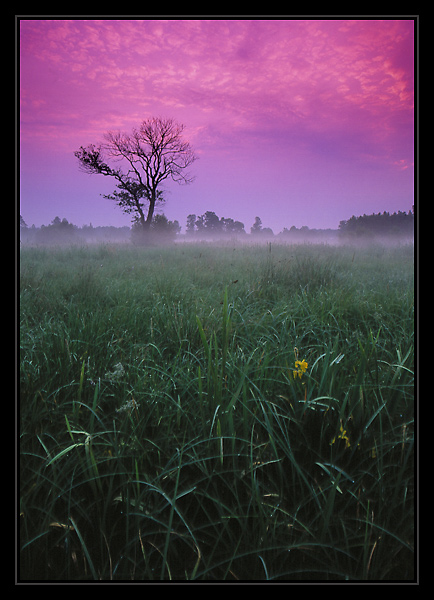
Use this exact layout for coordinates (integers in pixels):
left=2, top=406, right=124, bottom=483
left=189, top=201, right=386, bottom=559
left=19, top=242, right=414, bottom=581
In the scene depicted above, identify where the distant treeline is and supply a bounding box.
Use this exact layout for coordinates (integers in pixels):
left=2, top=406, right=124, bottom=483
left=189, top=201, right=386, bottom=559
left=20, top=208, right=414, bottom=245
left=186, top=211, right=246, bottom=236
left=186, top=212, right=338, bottom=242
left=338, top=209, right=414, bottom=240
left=19, top=215, right=180, bottom=245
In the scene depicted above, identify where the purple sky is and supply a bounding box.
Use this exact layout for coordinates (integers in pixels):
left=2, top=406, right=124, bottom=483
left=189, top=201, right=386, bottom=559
left=19, top=18, right=415, bottom=233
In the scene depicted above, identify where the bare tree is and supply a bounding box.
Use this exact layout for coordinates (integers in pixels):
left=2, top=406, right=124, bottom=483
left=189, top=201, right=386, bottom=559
left=75, top=117, right=197, bottom=238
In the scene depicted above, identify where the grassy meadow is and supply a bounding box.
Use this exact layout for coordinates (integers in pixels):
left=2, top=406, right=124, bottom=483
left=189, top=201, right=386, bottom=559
left=19, top=241, right=415, bottom=581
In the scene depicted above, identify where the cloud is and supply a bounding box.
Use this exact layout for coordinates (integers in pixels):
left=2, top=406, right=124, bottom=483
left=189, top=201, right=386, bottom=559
left=20, top=18, right=414, bottom=174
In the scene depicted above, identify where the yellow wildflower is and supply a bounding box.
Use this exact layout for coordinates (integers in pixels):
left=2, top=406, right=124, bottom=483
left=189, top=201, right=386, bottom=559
left=330, top=423, right=351, bottom=449
left=293, top=359, right=308, bottom=379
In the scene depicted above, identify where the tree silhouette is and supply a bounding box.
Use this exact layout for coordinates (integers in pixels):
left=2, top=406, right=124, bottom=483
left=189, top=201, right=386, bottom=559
left=250, top=217, right=262, bottom=234
left=75, top=117, right=197, bottom=240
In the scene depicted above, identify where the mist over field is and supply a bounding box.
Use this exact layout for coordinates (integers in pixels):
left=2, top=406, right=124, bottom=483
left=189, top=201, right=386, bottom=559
left=19, top=208, right=414, bottom=249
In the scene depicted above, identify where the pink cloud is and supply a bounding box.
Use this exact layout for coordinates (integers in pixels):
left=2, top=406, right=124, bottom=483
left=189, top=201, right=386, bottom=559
left=20, top=19, right=413, bottom=144
left=19, top=18, right=415, bottom=231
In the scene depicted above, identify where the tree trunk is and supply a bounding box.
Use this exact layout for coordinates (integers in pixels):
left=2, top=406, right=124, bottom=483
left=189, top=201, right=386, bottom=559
left=145, top=188, right=157, bottom=228
left=132, top=189, right=156, bottom=245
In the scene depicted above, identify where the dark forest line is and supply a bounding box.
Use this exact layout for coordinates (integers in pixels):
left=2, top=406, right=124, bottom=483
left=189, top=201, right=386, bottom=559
left=19, top=208, right=414, bottom=245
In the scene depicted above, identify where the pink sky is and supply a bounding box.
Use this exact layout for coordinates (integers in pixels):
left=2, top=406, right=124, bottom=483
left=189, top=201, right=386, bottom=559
left=19, top=18, right=415, bottom=233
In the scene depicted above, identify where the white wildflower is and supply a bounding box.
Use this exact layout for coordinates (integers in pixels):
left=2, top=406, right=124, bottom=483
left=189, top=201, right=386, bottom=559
left=115, top=399, right=137, bottom=413
left=105, top=362, right=125, bottom=381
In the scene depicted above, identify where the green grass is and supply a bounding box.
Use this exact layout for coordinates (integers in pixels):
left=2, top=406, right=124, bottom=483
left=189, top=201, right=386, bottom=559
left=19, top=241, right=414, bottom=581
